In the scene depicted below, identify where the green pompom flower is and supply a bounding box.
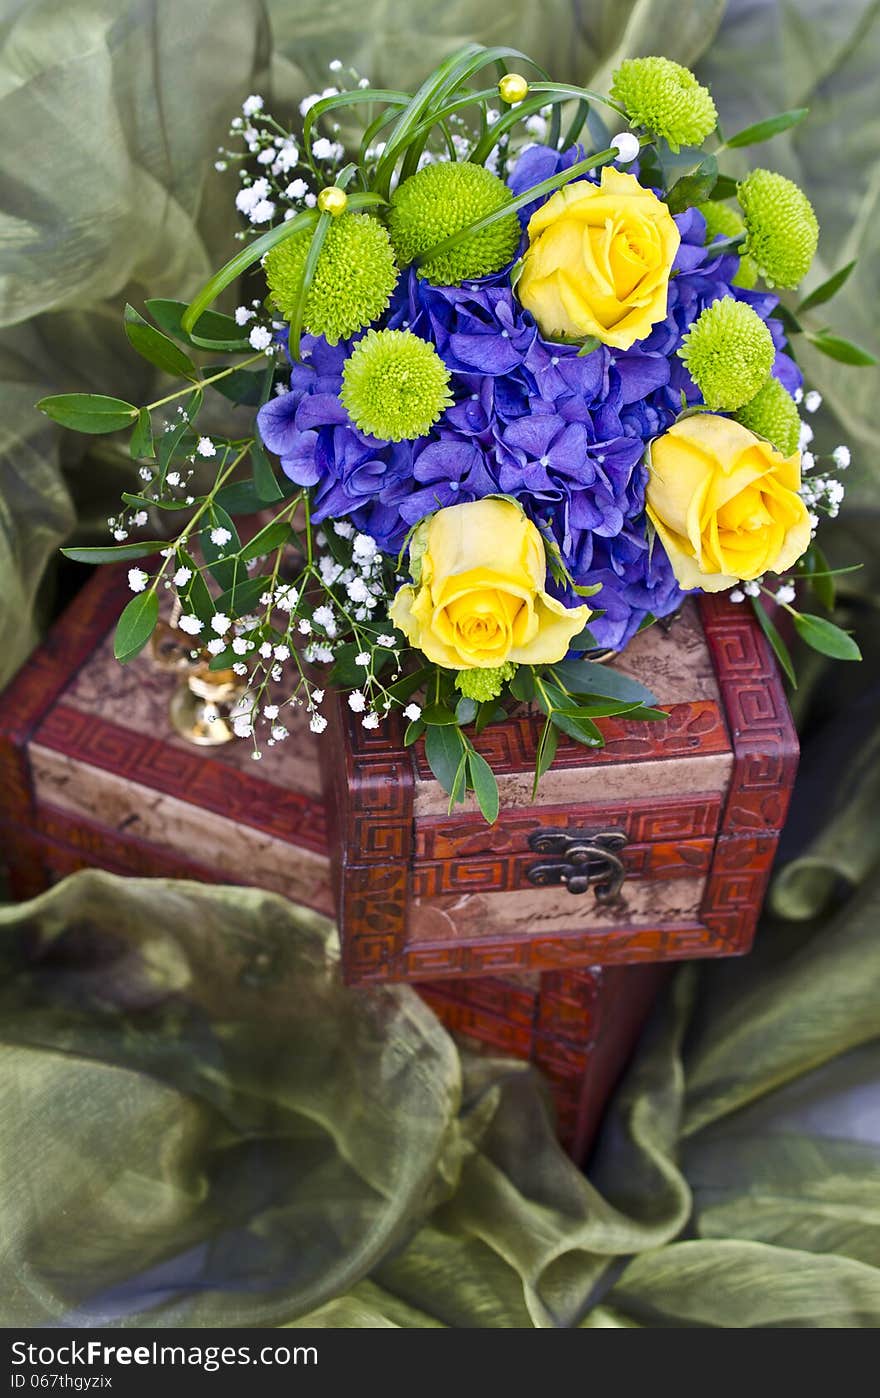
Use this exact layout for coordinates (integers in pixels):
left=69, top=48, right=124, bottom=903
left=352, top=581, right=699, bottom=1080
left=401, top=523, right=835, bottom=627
left=610, top=56, right=717, bottom=152
left=340, top=329, right=453, bottom=442
left=678, top=297, right=775, bottom=410
left=264, top=213, right=398, bottom=345
left=737, top=168, right=819, bottom=289
left=734, top=375, right=801, bottom=456
left=696, top=201, right=757, bottom=289
left=388, top=162, right=521, bottom=286
left=455, top=662, right=516, bottom=702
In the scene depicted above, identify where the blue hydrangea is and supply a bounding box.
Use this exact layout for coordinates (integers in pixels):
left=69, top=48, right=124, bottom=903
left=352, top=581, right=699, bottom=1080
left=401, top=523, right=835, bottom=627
left=257, top=145, right=802, bottom=650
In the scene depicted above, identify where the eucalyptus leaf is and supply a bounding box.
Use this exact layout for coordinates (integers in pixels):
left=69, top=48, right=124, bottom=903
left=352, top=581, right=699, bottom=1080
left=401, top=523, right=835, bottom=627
left=424, top=723, right=465, bottom=796
left=422, top=705, right=458, bottom=726
left=454, top=696, right=478, bottom=725
left=404, top=718, right=426, bottom=746
left=130, top=408, right=155, bottom=461
left=752, top=597, right=797, bottom=685
left=549, top=709, right=604, bottom=746
left=113, top=590, right=159, bottom=664
left=124, top=304, right=197, bottom=379
left=201, top=505, right=241, bottom=589
left=61, top=540, right=167, bottom=565
left=176, top=550, right=214, bottom=625
left=37, top=393, right=138, bottom=435
left=666, top=154, right=718, bottom=214
left=548, top=659, right=657, bottom=705
left=532, top=717, right=558, bottom=797
left=146, top=298, right=252, bottom=352
left=800, top=544, right=835, bottom=612
left=251, top=440, right=285, bottom=503
left=724, top=107, right=808, bottom=149
left=214, top=574, right=273, bottom=615
left=807, top=332, right=878, bottom=366
left=793, top=611, right=861, bottom=661
left=240, top=519, right=292, bottom=563
left=798, top=261, right=857, bottom=313
left=467, top=749, right=499, bottom=824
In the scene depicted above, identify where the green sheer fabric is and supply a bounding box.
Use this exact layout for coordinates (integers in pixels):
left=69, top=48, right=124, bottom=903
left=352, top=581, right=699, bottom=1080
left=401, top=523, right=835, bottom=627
left=1, top=0, right=879, bottom=1328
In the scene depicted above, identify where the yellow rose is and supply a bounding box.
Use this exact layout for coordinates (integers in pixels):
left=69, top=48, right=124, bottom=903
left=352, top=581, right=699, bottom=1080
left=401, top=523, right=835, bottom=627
left=389, top=499, right=591, bottom=669
left=646, top=414, right=811, bottom=592
left=517, top=168, right=680, bottom=350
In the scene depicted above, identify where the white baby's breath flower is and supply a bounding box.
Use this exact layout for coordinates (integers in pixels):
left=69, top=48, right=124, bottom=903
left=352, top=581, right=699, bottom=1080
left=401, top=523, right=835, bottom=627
left=166, top=472, right=181, bottom=487
left=743, top=581, right=761, bottom=597
left=377, top=634, right=396, bottom=648
left=727, top=589, right=745, bottom=604
left=833, top=445, right=851, bottom=469
left=127, top=568, right=148, bottom=593
left=362, top=713, right=380, bottom=730
left=403, top=703, right=422, bottom=722
left=232, top=662, right=248, bottom=676
left=333, top=521, right=354, bottom=539
left=312, top=605, right=335, bottom=629
left=804, top=390, right=822, bottom=413
left=259, top=642, right=273, bottom=658
left=210, top=527, right=232, bottom=546
left=211, top=612, right=232, bottom=636
left=232, top=637, right=249, bottom=655
left=249, top=325, right=273, bottom=351
left=263, top=704, right=279, bottom=720
left=197, top=436, right=216, bottom=458
left=775, top=583, right=796, bottom=605
left=234, top=306, right=256, bottom=325
left=132, top=510, right=148, bottom=527
left=249, top=198, right=276, bottom=224
left=273, top=644, right=290, bottom=661
left=310, top=713, right=328, bottom=734
left=311, top=689, right=325, bottom=704
left=312, top=137, right=344, bottom=162
left=172, top=566, right=192, bottom=587
left=256, top=147, right=275, bottom=165
left=298, top=618, right=311, bottom=635
left=242, top=94, right=264, bottom=116
left=348, top=690, right=366, bottom=713
left=798, top=421, right=814, bottom=450
left=352, top=532, right=377, bottom=560
left=285, top=178, right=309, bottom=201
left=206, top=638, right=227, bottom=656
left=356, top=651, right=371, bottom=667
left=178, top=614, right=204, bottom=636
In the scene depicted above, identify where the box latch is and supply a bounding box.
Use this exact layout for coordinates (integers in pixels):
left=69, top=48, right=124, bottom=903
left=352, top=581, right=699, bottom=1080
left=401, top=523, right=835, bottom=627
left=525, top=829, right=628, bottom=900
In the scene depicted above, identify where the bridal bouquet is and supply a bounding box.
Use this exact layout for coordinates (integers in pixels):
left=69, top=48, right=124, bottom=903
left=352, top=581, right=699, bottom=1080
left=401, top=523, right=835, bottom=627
left=40, top=46, right=870, bottom=821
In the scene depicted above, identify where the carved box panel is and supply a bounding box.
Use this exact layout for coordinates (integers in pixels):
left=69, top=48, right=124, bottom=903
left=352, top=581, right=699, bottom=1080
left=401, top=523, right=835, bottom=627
left=324, top=596, right=798, bottom=984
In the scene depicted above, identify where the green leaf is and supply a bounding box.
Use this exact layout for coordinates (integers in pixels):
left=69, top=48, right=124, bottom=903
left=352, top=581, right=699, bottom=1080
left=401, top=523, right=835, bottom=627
left=723, top=107, right=809, bottom=149
left=124, top=304, right=197, bottom=379
left=549, top=709, right=604, bottom=746
left=130, top=408, right=155, bottom=461
left=568, top=623, right=598, bottom=651
left=422, top=705, right=457, bottom=726
left=792, top=611, right=861, bottom=661
left=474, top=700, right=503, bottom=734
left=37, top=393, right=138, bottom=435
left=240, top=518, right=293, bottom=563
left=181, top=209, right=319, bottom=338
left=122, top=492, right=192, bottom=512
left=454, top=695, right=478, bottom=726
left=201, top=505, right=241, bottom=590
left=61, top=540, right=166, bottom=564
left=251, top=440, right=285, bottom=503
left=797, top=260, right=857, bottom=314
left=532, top=718, right=558, bottom=798
left=708, top=173, right=739, bottom=201
left=666, top=154, right=718, bottom=214
left=404, top=718, right=426, bottom=746
left=203, top=363, right=265, bottom=406
left=214, top=574, right=273, bottom=616
left=548, top=660, right=656, bottom=706
left=509, top=667, right=535, bottom=703
left=807, top=332, right=878, bottom=366
left=176, top=550, right=214, bottom=624
left=145, top=299, right=251, bottom=352
left=751, top=598, right=797, bottom=686
left=800, top=543, right=834, bottom=612
left=576, top=336, right=601, bottom=357
left=449, top=752, right=469, bottom=810
left=467, top=749, right=499, bottom=825
left=425, top=723, right=465, bottom=796
left=214, top=481, right=268, bottom=517
left=156, top=387, right=202, bottom=487
left=113, top=590, right=159, bottom=664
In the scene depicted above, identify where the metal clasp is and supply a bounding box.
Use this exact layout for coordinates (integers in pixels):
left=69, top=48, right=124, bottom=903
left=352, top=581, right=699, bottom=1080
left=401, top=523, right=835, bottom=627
left=525, top=828, right=628, bottom=900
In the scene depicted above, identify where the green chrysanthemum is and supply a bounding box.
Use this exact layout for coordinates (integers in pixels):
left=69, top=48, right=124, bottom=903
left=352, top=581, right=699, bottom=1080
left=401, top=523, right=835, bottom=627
left=737, top=168, right=819, bottom=289
left=610, top=56, right=717, bottom=152
left=264, top=213, right=398, bottom=345
left=388, top=162, right=521, bottom=286
left=340, top=329, right=453, bottom=442
left=678, top=296, right=775, bottom=410
left=455, top=662, right=516, bottom=702
left=734, top=375, right=801, bottom=456
left=696, top=201, right=758, bottom=289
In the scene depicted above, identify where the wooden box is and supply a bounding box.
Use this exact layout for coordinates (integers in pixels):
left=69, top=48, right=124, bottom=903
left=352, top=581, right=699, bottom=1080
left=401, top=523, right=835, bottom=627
left=0, top=564, right=673, bottom=1161
left=325, top=594, right=798, bottom=985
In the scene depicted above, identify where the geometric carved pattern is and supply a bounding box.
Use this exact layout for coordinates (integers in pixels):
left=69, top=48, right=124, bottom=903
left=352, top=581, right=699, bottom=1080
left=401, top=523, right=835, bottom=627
left=698, top=593, right=799, bottom=835
left=410, top=838, right=713, bottom=897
